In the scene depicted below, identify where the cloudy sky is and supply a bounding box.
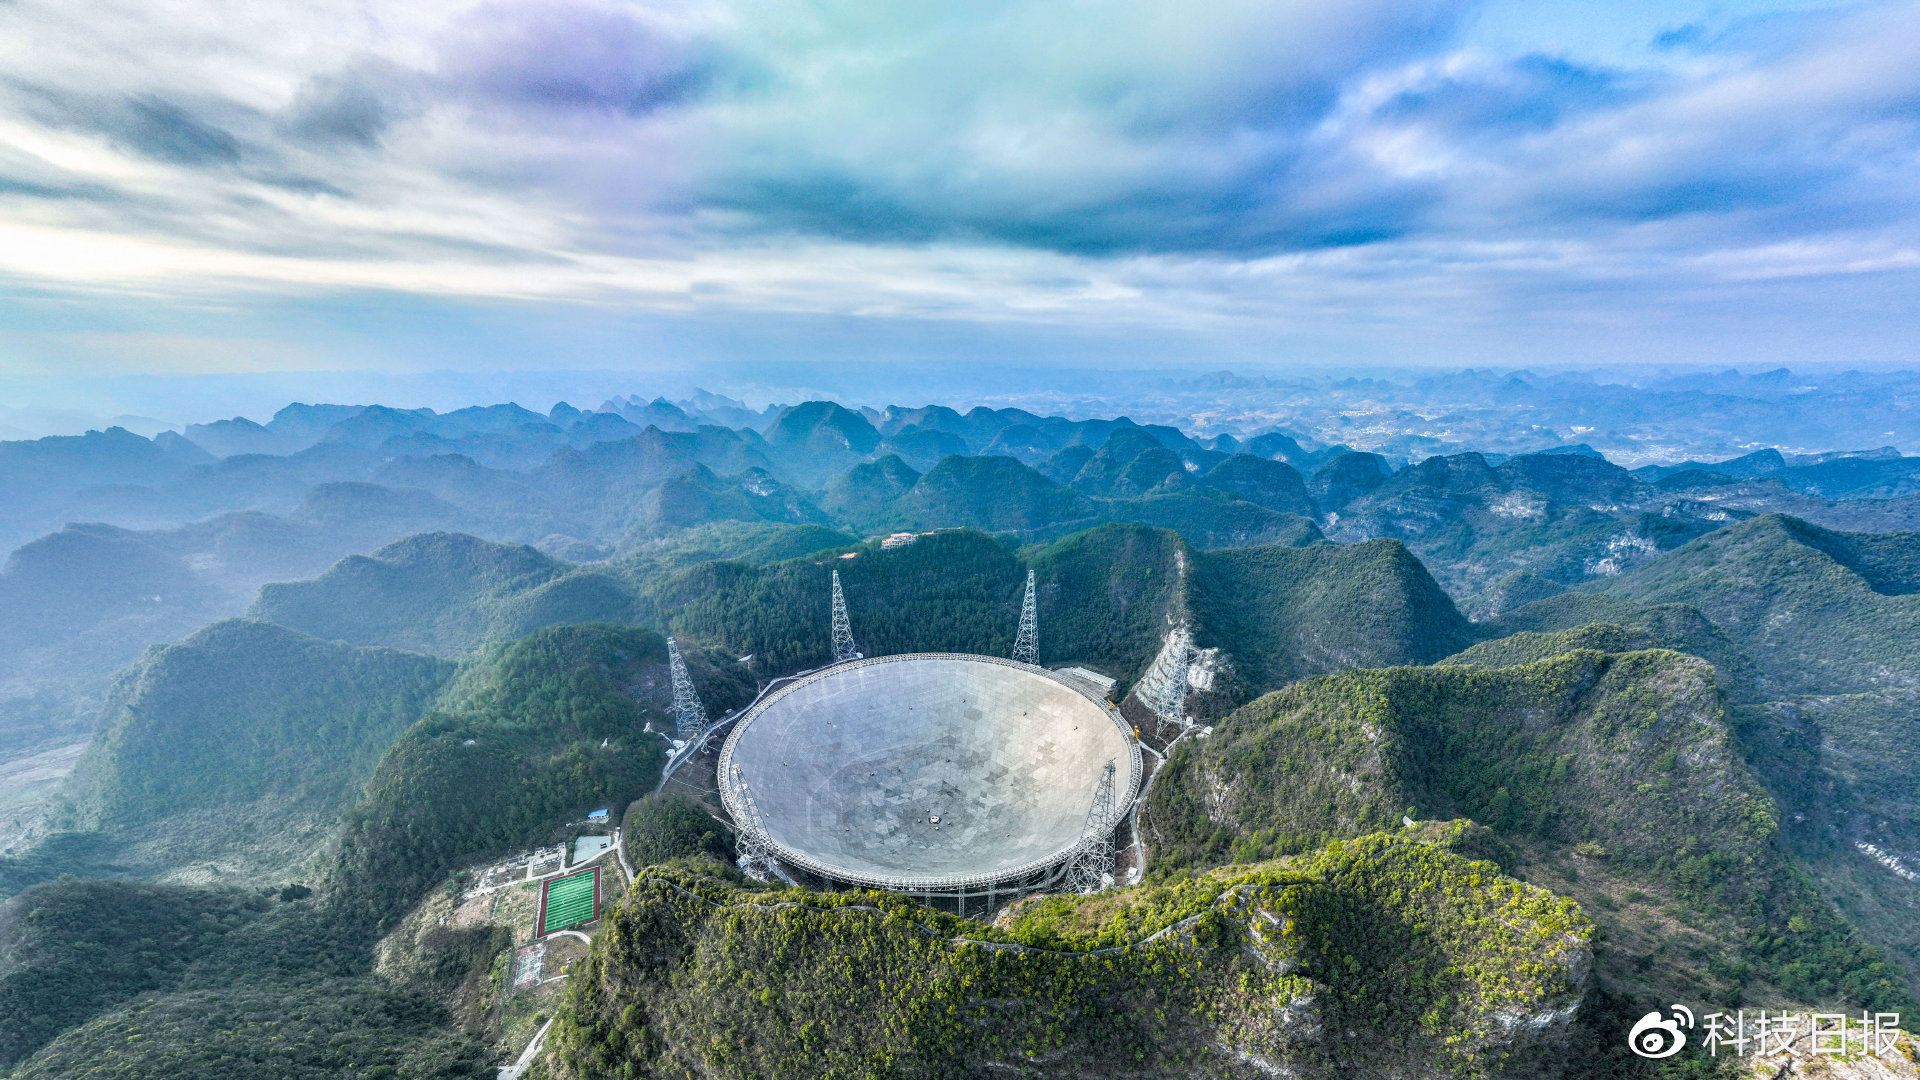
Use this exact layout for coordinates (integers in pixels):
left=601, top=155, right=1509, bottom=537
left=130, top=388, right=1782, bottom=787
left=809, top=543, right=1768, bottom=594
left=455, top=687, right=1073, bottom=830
left=1, top=0, right=1918, bottom=386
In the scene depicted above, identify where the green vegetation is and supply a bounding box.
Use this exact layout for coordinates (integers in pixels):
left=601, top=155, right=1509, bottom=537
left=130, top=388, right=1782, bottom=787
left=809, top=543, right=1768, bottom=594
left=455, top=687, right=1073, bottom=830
left=6, top=620, right=702, bottom=1078
left=1025, top=526, right=1468, bottom=708
left=250, top=521, right=859, bottom=667
left=1, top=617, right=453, bottom=892
left=617, top=521, right=856, bottom=569
left=1734, top=691, right=1920, bottom=852
left=629, top=465, right=831, bottom=538
left=758, top=401, right=884, bottom=487
left=1321, top=451, right=1727, bottom=598
left=12, top=978, right=493, bottom=1080
left=373, top=884, right=512, bottom=1039
left=651, top=529, right=1027, bottom=676
left=1480, top=598, right=1760, bottom=693
left=1143, top=647, right=1913, bottom=1013
left=331, top=624, right=673, bottom=928
left=1460, top=569, right=1569, bottom=619
left=235, top=510, right=1473, bottom=738
left=1027, top=524, right=1187, bottom=693
left=1191, top=538, right=1476, bottom=695
left=1066, top=426, right=1187, bottom=498
left=1193, top=453, right=1316, bottom=516
left=1485, top=514, right=1920, bottom=705
left=532, top=425, right=785, bottom=538
left=820, top=455, right=922, bottom=526
left=0, top=880, right=273, bottom=1068
left=252, top=532, right=631, bottom=656
left=1101, top=492, right=1323, bottom=550
left=1593, top=514, right=1920, bottom=697
left=1438, top=624, right=1653, bottom=668
left=42, top=404, right=1920, bottom=1078
left=803, top=443, right=1333, bottom=551
left=23, top=479, right=1920, bottom=1078
left=0, top=522, right=219, bottom=653
left=62, top=618, right=453, bottom=832
left=893, top=454, right=1099, bottom=535
left=546, top=831, right=1591, bottom=1079
left=1486, top=515, right=1920, bottom=992
left=622, top=792, right=732, bottom=869
left=0, top=835, right=118, bottom=898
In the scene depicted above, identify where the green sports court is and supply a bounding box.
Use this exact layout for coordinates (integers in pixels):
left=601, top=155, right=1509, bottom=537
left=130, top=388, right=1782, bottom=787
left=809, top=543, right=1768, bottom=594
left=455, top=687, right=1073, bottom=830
left=538, top=867, right=600, bottom=936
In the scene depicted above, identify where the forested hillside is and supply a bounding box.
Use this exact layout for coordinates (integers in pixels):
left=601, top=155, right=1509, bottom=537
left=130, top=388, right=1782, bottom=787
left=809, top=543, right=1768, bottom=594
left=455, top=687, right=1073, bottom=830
left=5, top=621, right=709, bottom=1079
left=617, top=520, right=856, bottom=569
left=253, top=532, right=635, bottom=656
left=1144, top=644, right=1914, bottom=1012
left=251, top=522, right=864, bottom=660
left=12, top=950, right=494, bottom=1080
left=0, top=880, right=273, bottom=1069
left=1592, top=513, right=1920, bottom=698
left=0, top=502, right=465, bottom=760
left=1480, top=514, right=1920, bottom=992
left=1321, top=451, right=1731, bottom=601
left=1192, top=538, right=1475, bottom=694
left=246, top=523, right=1177, bottom=695
left=13, top=621, right=456, bottom=888
left=12, top=394, right=1920, bottom=808
left=548, top=831, right=1592, bottom=1080
left=238, top=520, right=1479, bottom=725
left=1028, top=525, right=1189, bottom=695
left=69, top=618, right=452, bottom=826
left=333, top=624, right=721, bottom=927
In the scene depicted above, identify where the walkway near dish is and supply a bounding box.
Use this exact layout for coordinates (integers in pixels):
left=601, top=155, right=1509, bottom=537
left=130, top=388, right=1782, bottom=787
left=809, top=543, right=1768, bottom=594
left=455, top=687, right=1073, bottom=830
left=1116, top=723, right=1209, bottom=887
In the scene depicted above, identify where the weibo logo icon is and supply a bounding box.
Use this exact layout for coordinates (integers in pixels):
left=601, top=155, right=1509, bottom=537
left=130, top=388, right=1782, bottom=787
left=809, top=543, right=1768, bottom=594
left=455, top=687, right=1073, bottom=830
left=1628, top=1005, right=1694, bottom=1058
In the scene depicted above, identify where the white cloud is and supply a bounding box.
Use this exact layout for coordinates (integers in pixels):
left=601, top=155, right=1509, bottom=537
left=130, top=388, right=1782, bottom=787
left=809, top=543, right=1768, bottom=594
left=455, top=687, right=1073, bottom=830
left=0, top=0, right=1916, bottom=366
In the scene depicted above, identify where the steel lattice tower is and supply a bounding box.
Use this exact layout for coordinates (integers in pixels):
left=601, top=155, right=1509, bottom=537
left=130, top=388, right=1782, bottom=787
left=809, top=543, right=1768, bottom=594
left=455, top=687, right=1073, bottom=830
left=1163, top=634, right=1190, bottom=726
left=729, top=764, right=776, bottom=882
left=830, top=568, right=861, bottom=663
left=666, top=637, right=707, bottom=738
left=1065, top=760, right=1118, bottom=894
left=1011, top=569, right=1038, bottom=665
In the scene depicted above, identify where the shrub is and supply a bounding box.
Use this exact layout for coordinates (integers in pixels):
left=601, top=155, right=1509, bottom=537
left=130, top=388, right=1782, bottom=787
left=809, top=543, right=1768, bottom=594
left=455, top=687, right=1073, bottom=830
left=623, top=792, right=732, bottom=868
